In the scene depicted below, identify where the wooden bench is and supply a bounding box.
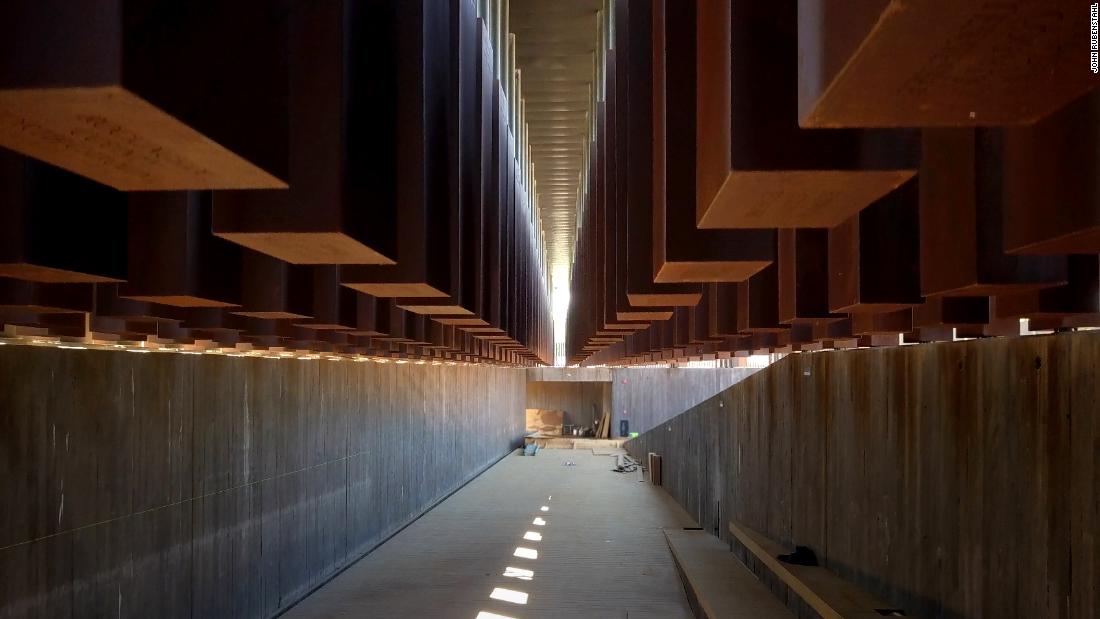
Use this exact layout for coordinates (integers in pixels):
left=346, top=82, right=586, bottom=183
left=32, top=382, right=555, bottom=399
left=728, top=521, right=907, bottom=619
left=663, top=528, right=793, bottom=619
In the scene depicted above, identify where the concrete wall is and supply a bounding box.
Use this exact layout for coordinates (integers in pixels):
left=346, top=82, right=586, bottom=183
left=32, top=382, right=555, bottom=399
left=526, top=367, right=611, bottom=382
left=0, top=346, right=525, bottom=619
left=526, top=367, right=759, bottom=437
left=611, top=367, right=759, bottom=437
left=627, top=331, right=1100, bottom=619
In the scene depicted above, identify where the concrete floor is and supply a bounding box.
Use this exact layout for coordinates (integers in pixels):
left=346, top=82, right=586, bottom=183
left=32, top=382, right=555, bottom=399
left=283, top=450, right=697, bottom=619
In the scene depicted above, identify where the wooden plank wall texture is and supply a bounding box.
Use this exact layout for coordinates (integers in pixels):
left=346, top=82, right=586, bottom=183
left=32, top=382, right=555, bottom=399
left=627, top=331, right=1100, bottom=619
left=0, top=345, right=525, bottom=619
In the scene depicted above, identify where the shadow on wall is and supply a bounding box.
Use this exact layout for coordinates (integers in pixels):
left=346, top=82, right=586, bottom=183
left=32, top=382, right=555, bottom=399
left=525, top=367, right=760, bottom=437
left=610, top=367, right=760, bottom=437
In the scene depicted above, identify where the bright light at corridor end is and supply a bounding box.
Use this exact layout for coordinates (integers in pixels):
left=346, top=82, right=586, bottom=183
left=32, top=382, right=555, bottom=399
left=552, top=265, right=570, bottom=366
left=476, top=612, right=517, bottom=619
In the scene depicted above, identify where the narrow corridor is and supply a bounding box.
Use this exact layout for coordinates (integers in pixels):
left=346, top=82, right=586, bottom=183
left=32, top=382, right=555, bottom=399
left=284, top=451, right=695, bottom=619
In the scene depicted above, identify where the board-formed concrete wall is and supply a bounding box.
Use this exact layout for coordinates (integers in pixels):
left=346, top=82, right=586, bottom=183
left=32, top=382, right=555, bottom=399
left=610, top=367, right=759, bottom=436
left=0, top=346, right=525, bottom=619
left=628, top=331, right=1100, bottom=619
left=526, top=367, right=760, bottom=437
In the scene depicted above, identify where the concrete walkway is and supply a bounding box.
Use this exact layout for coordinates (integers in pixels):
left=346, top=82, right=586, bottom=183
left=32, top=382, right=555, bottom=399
left=284, top=450, right=697, bottom=619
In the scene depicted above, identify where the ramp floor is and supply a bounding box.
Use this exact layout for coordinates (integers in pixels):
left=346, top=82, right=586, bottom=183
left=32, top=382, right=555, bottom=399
left=283, top=450, right=697, bottom=619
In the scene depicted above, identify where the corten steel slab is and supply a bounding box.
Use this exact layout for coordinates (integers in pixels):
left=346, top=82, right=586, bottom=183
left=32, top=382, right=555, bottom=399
left=0, top=0, right=287, bottom=190
left=93, top=284, right=178, bottom=323
left=778, top=228, right=844, bottom=324
left=1061, top=313, right=1100, bottom=328
left=912, top=296, right=990, bottom=328
left=213, top=0, right=400, bottom=265
left=851, top=309, right=914, bottom=336
left=695, top=0, right=918, bottom=230
left=617, top=0, right=702, bottom=309
left=403, top=6, right=506, bottom=325
left=920, top=128, right=1068, bottom=297
left=342, top=295, right=391, bottom=338
left=123, top=191, right=242, bottom=309
left=671, top=306, right=692, bottom=348
left=653, top=0, right=774, bottom=284
left=339, top=0, right=468, bottom=298
left=435, top=317, right=491, bottom=326
left=396, top=298, right=476, bottom=316
left=858, top=333, right=902, bottom=348
left=0, top=87, right=285, bottom=191
left=456, top=17, right=494, bottom=322
left=0, top=280, right=95, bottom=314
left=994, top=255, right=1100, bottom=319
left=483, top=83, right=511, bottom=336
left=688, top=288, right=723, bottom=344
left=617, top=310, right=674, bottom=322
left=909, top=326, right=955, bottom=344
left=706, top=283, right=739, bottom=338
left=749, top=331, right=790, bottom=352
left=627, top=291, right=702, bottom=308
left=809, top=318, right=854, bottom=343
left=1002, top=90, right=1100, bottom=255
left=797, top=0, right=1098, bottom=128
left=603, top=323, right=649, bottom=331
left=232, top=251, right=312, bottom=320
left=0, top=152, right=128, bottom=284
left=956, top=318, right=1021, bottom=338
left=596, top=78, right=640, bottom=333
left=828, top=179, right=923, bottom=313
left=290, top=267, right=359, bottom=332
left=736, top=261, right=788, bottom=334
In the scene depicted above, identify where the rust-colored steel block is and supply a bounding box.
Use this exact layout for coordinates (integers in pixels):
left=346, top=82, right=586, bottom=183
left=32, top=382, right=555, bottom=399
left=124, top=191, right=242, bottom=308
left=736, top=262, right=787, bottom=334
left=695, top=0, right=918, bottom=230
left=291, top=266, right=358, bottom=331
left=851, top=309, right=913, bottom=336
left=233, top=252, right=312, bottom=320
left=1002, top=90, right=1100, bottom=255
left=829, top=179, right=923, bottom=313
left=778, top=228, right=844, bottom=324
left=0, top=0, right=288, bottom=190
left=619, top=0, right=701, bottom=307
left=652, top=0, right=774, bottom=284
left=0, top=153, right=128, bottom=284
left=994, top=255, right=1100, bottom=319
left=912, top=296, right=990, bottom=328
left=213, top=0, right=398, bottom=265
left=920, top=128, right=1067, bottom=297
left=797, top=0, right=1096, bottom=128
left=0, top=279, right=95, bottom=314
